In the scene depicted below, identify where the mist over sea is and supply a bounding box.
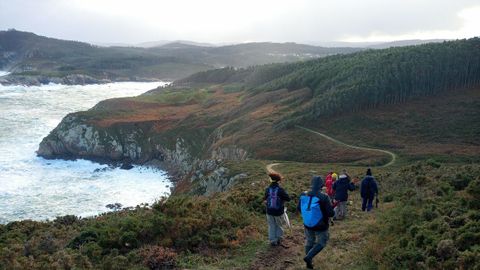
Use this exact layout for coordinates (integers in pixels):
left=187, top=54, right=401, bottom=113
left=0, top=81, right=171, bottom=223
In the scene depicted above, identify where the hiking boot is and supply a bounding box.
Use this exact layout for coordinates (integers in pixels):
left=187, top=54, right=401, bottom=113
left=270, top=241, right=278, bottom=247
left=303, top=256, right=313, bottom=269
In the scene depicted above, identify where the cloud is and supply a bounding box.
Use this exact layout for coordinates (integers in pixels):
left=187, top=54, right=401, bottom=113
left=0, top=0, right=478, bottom=44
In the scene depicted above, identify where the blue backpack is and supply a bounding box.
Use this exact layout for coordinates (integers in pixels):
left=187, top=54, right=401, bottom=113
left=300, top=195, right=323, bottom=227
left=267, top=187, right=281, bottom=210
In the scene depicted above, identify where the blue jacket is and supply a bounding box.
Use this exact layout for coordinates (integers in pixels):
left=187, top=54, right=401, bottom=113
left=333, top=174, right=355, bottom=202
left=297, top=176, right=335, bottom=231
left=360, top=176, right=378, bottom=199
left=264, top=182, right=291, bottom=216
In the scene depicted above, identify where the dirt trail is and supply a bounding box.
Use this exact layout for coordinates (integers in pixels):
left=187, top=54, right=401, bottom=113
left=250, top=162, right=303, bottom=270
left=249, top=222, right=305, bottom=270
left=296, top=126, right=397, bottom=167
left=250, top=162, right=381, bottom=269
left=266, top=163, right=280, bottom=173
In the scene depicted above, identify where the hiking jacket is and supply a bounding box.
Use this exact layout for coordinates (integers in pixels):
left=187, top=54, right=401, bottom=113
left=325, top=174, right=334, bottom=197
left=333, top=174, right=355, bottom=202
left=297, top=176, right=335, bottom=231
left=360, top=175, right=378, bottom=199
left=264, top=182, right=291, bottom=216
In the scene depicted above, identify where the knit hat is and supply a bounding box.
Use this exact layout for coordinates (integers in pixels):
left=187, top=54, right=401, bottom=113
left=366, top=168, right=372, bottom=176
left=332, top=173, right=338, bottom=180
left=310, top=175, right=324, bottom=195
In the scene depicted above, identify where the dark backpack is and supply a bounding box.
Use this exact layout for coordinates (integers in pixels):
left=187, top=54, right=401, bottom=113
left=267, top=187, right=281, bottom=211
left=364, top=178, right=372, bottom=197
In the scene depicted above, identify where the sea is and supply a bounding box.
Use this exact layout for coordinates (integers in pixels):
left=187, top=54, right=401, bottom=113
left=0, top=79, right=171, bottom=223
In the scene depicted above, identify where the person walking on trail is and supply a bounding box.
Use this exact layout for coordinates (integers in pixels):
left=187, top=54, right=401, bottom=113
left=332, top=169, right=356, bottom=220
left=264, top=172, right=291, bottom=246
left=325, top=172, right=337, bottom=202
left=360, top=168, right=378, bottom=212
left=298, top=176, right=335, bottom=269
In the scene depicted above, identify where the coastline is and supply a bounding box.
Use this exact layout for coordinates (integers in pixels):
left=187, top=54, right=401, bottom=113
left=0, top=81, right=173, bottom=224
left=0, top=73, right=173, bottom=86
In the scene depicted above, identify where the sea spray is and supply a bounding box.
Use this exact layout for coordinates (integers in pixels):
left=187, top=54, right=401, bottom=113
left=0, top=82, right=171, bottom=223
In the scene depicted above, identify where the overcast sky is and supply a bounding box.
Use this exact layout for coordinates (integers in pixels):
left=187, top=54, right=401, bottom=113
left=0, top=0, right=479, bottom=45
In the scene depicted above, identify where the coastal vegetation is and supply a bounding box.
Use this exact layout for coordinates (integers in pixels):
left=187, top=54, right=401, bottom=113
left=1, top=161, right=479, bottom=269
left=1, top=38, right=480, bottom=269
left=178, top=38, right=480, bottom=128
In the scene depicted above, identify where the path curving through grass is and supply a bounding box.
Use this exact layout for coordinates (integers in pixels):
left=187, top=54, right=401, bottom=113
left=253, top=127, right=396, bottom=269
left=266, top=163, right=280, bottom=173
left=296, top=125, right=397, bottom=167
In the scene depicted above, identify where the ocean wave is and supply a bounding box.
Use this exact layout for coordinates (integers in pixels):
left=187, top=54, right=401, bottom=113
left=0, top=82, right=171, bottom=223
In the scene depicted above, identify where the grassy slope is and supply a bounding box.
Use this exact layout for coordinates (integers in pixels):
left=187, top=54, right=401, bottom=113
left=175, top=159, right=480, bottom=270
left=174, top=158, right=480, bottom=270
left=77, top=85, right=391, bottom=165
left=79, top=83, right=479, bottom=165
left=2, top=95, right=479, bottom=269
left=308, top=87, right=480, bottom=163
left=2, top=38, right=479, bottom=269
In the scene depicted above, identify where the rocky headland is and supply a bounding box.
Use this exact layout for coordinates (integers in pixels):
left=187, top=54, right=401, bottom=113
left=37, top=89, right=252, bottom=195
left=0, top=73, right=161, bottom=86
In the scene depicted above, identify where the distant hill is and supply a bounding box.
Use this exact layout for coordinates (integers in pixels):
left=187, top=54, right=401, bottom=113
left=0, top=30, right=363, bottom=84
left=23, top=36, right=480, bottom=270
left=314, top=39, right=447, bottom=48
left=177, top=38, right=480, bottom=129
left=366, top=39, right=447, bottom=49
left=39, top=38, right=480, bottom=169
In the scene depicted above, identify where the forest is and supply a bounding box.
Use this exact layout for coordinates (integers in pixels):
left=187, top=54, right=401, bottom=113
left=178, top=38, right=480, bottom=128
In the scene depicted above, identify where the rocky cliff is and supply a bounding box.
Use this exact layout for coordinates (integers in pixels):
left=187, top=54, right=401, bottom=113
left=0, top=74, right=164, bottom=86
left=37, top=112, right=250, bottom=195
left=0, top=74, right=112, bottom=86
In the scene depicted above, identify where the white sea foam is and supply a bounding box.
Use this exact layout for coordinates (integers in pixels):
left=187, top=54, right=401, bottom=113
left=0, top=71, right=10, bottom=77
left=0, top=81, right=171, bottom=223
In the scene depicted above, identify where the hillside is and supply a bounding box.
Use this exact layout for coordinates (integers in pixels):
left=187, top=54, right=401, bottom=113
left=0, top=30, right=362, bottom=85
left=37, top=38, right=480, bottom=174
left=2, top=160, right=479, bottom=269
left=1, top=37, right=479, bottom=269
left=178, top=38, right=480, bottom=128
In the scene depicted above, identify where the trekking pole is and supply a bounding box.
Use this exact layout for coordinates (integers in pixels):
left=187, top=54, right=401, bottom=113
left=283, top=207, right=292, bottom=232
left=375, top=195, right=379, bottom=208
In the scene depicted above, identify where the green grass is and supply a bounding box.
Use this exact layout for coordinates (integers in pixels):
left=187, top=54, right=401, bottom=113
left=1, top=158, right=479, bottom=269
left=177, top=239, right=268, bottom=269
left=133, top=88, right=212, bottom=105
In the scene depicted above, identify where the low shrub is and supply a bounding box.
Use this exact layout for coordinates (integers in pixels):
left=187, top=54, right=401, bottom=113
left=139, top=245, right=177, bottom=270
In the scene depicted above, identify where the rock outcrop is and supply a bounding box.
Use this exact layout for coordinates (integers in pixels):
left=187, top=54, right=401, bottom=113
left=0, top=74, right=112, bottom=86
left=38, top=113, right=250, bottom=195
left=0, top=74, right=162, bottom=86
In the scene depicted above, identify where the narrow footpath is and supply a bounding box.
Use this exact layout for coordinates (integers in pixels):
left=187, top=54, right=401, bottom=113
left=250, top=162, right=380, bottom=270
left=249, top=127, right=393, bottom=269
left=296, top=126, right=397, bottom=167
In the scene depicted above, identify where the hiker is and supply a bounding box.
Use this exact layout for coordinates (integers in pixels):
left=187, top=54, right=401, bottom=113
left=264, top=172, right=291, bottom=246
left=360, top=168, right=379, bottom=212
left=332, top=169, right=355, bottom=220
left=325, top=172, right=337, bottom=202
left=298, top=176, right=335, bottom=269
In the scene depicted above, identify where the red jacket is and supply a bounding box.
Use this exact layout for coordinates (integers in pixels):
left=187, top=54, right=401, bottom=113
left=325, top=173, right=334, bottom=197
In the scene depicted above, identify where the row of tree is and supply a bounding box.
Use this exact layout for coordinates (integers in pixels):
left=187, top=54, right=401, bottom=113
left=180, top=38, right=480, bottom=127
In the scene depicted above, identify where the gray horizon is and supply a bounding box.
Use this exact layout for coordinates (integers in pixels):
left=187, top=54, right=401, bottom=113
left=0, top=0, right=479, bottom=45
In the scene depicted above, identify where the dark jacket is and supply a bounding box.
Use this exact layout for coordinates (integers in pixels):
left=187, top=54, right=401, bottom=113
left=360, top=175, right=378, bottom=199
left=297, top=176, right=335, bottom=231
left=264, top=182, right=291, bottom=216
left=333, top=174, right=355, bottom=202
